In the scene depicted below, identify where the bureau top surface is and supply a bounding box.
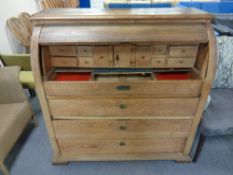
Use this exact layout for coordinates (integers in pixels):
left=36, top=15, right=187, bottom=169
left=31, top=8, right=213, bottom=25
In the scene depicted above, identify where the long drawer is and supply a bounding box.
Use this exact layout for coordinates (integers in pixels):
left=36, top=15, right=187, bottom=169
left=53, top=119, right=193, bottom=139
left=44, top=80, right=202, bottom=97
left=57, top=137, right=186, bottom=156
left=48, top=98, right=198, bottom=117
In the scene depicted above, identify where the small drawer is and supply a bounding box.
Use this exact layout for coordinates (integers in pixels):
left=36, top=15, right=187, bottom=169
left=51, top=57, right=77, bottom=67
left=151, top=58, right=166, bottom=67
left=169, top=46, right=199, bottom=58
left=167, top=58, right=196, bottom=68
left=49, top=46, right=77, bottom=56
left=78, top=57, right=93, bottom=67
left=151, top=45, right=167, bottom=57
left=77, top=46, right=93, bottom=57
left=94, top=46, right=112, bottom=67
left=135, top=46, right=151, bottom=67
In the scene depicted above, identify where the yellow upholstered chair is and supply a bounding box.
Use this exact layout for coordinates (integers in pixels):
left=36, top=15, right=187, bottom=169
left=0, top=54, right=36, bottom=97
left=0, top=66, right=37, bottom=175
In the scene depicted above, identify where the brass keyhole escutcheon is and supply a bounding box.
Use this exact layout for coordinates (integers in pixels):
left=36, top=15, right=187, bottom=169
left=120, top=126, right=127, bottom=130
left=119, top=141, right=126, bottom=146
left=116, top=55, right=119, bottom=61
left=119, top=103, right=127, bottom=109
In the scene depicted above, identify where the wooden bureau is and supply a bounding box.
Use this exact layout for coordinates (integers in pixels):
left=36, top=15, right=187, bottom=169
left=30, top=8, right=216, bottom=163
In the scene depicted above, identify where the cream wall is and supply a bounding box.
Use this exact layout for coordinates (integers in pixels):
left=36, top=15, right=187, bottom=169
left=0, top=0, right=39, bottom=54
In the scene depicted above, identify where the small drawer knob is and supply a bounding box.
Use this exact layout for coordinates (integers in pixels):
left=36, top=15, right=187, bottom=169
left=119, top=141, right=126, bottom=146
left=119, top=126, right=127, bottom=130
left=179, top=61, right=184, bottom=64
left=119, top=103, right=127, bottom=109
left=181, top=49, right=186, bottom=53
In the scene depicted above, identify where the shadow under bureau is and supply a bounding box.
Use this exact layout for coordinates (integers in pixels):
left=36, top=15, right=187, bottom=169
left=30, top=8, right=216, bottom=163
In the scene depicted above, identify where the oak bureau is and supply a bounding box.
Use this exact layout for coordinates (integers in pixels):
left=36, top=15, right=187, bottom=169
left=30, top=8, right=216, bottom=163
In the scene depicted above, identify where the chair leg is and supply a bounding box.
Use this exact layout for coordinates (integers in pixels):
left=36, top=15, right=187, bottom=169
left=29, top=89, right=36, bottom=98
left=0, top=161, right=9, bottom=175
left=32, top=115, right=39, bottom=127
left=193, top=134, right=206, bottom=162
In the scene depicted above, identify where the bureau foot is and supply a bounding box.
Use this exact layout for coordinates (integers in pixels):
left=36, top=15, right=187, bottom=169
left=52, top=158, right=69, bottom=165
left=176, top=159, right=192, bottom=163
left=175, top=155, right=192, bottom=163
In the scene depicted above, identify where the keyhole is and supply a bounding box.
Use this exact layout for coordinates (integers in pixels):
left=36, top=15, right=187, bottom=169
left=116, top=55, right=119, bottom=61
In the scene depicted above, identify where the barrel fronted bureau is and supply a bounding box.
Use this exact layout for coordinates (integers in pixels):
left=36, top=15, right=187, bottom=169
left=31, top=8, right=216, bottom=163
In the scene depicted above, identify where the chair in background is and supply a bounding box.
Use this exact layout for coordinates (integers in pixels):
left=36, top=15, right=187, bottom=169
left=193, top=89, right=233, bottom=161
left=38, top=0, right=79, bottom=9
left=38, top=0, right=65, bottom=9
left=0, top=54, right=36, bottom=97
left=65, top=0, right=79, bottom=7
left=0, top=66, right=37, bottom=175
left=7, top=17, right=31, bottom=53
left=18, top=12, right=33, bottom=36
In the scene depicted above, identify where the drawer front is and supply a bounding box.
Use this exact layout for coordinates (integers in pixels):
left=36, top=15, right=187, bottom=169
left=49, top=46, right=77, bottom=56
left=167, top=58, right=196, bottom=68
left=93, top=46, right=112, bottom=67
left=51, top=57, right=77, bottom=67
left=53, top=119, right=193, bottom=139
left=151, top=58, right=166, bottom=67
left=135, top=46, right=151, bottom=67
left=77, top=46, right=93, bottom=57
left=151, top=45, right=167, bottom=57
left=114, top=45, right=133, bottom=67
left=48, top=98, right=198, bottom=117
left=78, top=57, right=93, bottom=67
left=57, top=138, right=186, bottom=156
left=44, top=80, right=202, bottom=97
left=169, top=46, right=199, bottom=58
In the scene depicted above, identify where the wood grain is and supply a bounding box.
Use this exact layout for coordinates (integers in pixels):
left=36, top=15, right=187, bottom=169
left=48, top=97, right=199, bottom=117
left=53, top=119, right=193, bottom=139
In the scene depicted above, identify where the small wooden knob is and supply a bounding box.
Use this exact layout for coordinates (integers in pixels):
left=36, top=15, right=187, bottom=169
left=119, top=141, right=126, bottom=146
left=119, top=103, right=127, bottom=109
left=119, top=126, right=127, bottom=130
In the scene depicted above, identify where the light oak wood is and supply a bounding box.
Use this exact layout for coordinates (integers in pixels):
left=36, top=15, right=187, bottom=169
left=135, top=46, right=151, bottom=67
left=39, top=24, right=209, bottom=44
left=49, top=46, right=77, bottom=56
left=168, top=46, right=199, bottom=58
left=48, top=98, right=198, bottom=117
left=53, top=119, right=193, bottom=139
left=44, top=80, right=203, bottom=97
left=77, top=46, right=93, bottom=57
left=51, top=57, right=77, bottom=67
left=30, top=26, right=62, bottom=162
left=151, top=45, right=167, bottom=57
left=78, top=57, right=93, bottom=67
left=58, top=138, right=186, bottom=156
left=93, top=46, right=112, bottom=67
left=167, top=58, right=196, bottom=68
left=30, top=8, right=216, bottom=163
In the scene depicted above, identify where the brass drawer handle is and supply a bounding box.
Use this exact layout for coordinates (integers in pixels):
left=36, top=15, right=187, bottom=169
left=119, top=103, right=127, bottom=109
left=119, top=126, right=127, bottom=130
left=119, top=141, right=126, bottom=146
left=117, top=85, right=131, bottom=91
